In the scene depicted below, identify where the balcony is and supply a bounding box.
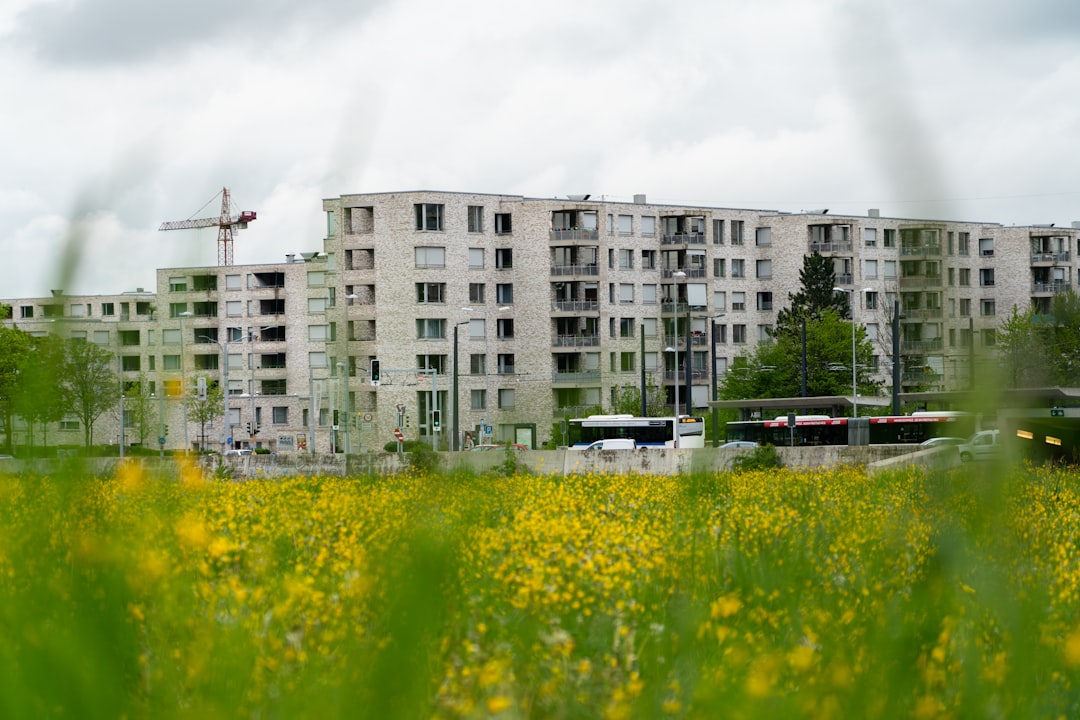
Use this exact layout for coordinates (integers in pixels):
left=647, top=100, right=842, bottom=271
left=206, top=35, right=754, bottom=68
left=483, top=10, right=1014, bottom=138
left=552, top=371, right=601, bottom=384
left=901, top=338, right=944, bottom=353
left=1032, top=280, right=1071, bottom=294
left=660, top=301, right=689, bottom=315
left=551, top=300, right=600, bottom=313
left=1031, top=251, right=1070, bottom=264
left=809, top=241, right=853, bottom=254
left=549, top=228, right=599, bottom=242
left=901, top=307, right=944, bottom=320
left=660, top=233, right=706, bottom=246
left=553, top=334, right=600, bottom=347
left=550, top=264, right=599, bottom=277
left=899, top=244, right=942, bottom=256
left=898, top=275, right=943, bottom=288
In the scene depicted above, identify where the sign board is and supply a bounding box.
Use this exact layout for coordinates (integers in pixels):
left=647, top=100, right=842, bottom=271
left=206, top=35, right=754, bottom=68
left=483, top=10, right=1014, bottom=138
left=484, top=425, right=493, bottom=434
left=362, top=413, right=374, bottom=423
left=393, top=428, right=405, bottom=441
left=158, top=436, right=165, bottom=446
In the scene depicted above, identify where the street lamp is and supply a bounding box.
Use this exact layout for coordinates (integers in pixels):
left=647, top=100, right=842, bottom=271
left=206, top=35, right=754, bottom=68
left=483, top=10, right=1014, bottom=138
left=665, top=346, right=679, bottom=417
left=671, top=270, right=687, bottom=416
left=834, top=287, right=873, bottom=417
left=197, top=335, right=234, bottom=452
left=460, top=306, right=510, bottom=443
left=452, top=320, right=469, bottom=451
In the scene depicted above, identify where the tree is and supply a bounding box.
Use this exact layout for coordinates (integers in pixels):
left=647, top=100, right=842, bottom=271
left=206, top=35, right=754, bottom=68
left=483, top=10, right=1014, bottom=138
left=610, top=376, right=668, bottom=416
left=59, top=339, right=119, bottom=447
left=12, top=333, right=66, bottom=451
left=774, top=252, right=848, bottom=336
left=996, top=290, right=1080, bottom=387
left=119, top=373, right=159, bottom=448
left=188, top=376, right=224, bottom=451
left=721, top=309, right=878, bottom=401
left=0, top=326, right=34, bottom=454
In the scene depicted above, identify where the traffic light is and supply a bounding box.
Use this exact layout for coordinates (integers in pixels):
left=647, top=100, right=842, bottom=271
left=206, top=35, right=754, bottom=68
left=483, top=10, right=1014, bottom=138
left=432, top=410, right=441, bottom=431
left=245, top=421, right=252, bottom=434
left=370, top=359, right=381, bottom=386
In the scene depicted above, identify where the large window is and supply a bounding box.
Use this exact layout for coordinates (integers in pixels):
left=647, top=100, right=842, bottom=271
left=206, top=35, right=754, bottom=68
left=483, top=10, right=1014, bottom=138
left=730, top=221, right=744, bottom=245
left=979, top=269, right=995, bottom=287
left=415, top=246, right=446, bottom=268
left=416, top=318, right=446, bottom=339
left=468, top=206, right=484, bottom=233
left=469, top=248, right=484, bottom=269
left=495, top=248, right=513, bottom=269
left=415, top=203, right=444, bottom=231
left=498, top=388, right=515, bottom=409
left=496, top=283, right=513, bottom=304
left=756, top=259, right=772, bottom=279
left=495, top=213, right=512, bottom=234
left=469, top=283, right=485, bottom=304
left=731, top=259, right=745, bottom=278
left=497, top=354, right=515, bottom=374
left=416, top=282, right=446, bottom=304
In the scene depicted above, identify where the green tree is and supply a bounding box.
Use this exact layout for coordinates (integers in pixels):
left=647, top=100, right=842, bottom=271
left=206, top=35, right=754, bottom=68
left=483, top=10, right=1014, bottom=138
left=996, top=290, right=1080, bottom=387
left=59, top=339, right=119, bottom=447
left=119, top=373, right=159, bottom=448
left=610, top=376, right=668, bottom=416
left=12, top=333, right=67, bottom=451
left=188, top=376, right=224, bottom=451
left=0, top=326, right=34, bottom=454
left=774, top=252, right=848, bottom=335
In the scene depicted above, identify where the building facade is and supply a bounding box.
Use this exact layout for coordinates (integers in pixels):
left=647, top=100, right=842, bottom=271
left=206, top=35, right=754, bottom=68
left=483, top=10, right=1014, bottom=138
left=3, top=190, right=1078, bottom=452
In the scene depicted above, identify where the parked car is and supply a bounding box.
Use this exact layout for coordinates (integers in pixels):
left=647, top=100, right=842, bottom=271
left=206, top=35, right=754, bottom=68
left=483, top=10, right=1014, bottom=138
left=920, top=436, right=967, bottom=447
left=582, top=438, right=637, bottom=451
left=959, top=430, right=1001, bottom=462
left=720, top=441, right=758, bottom=449
left=224, top=448, right=253, bottom=457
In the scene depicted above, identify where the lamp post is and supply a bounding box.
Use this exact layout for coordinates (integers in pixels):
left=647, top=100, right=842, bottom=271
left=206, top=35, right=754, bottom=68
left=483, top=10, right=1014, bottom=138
left=833, top=287, right=873, bottom=417
left=664, top=346, right=679, bottom=418
left=179, top=310, right=192, bottom=452
left=343, top=294, right=357, bottom=453
left=461, top=306, right=509, bottom=444
left=671, top=270, right=687, bottom=416
left=452, top=320, right=469, bottom=451
left=337, top=361, right=350, bottom=454
left=197, top=335, right=234, bottom=452
left=155, top=391, right=164, bottom=457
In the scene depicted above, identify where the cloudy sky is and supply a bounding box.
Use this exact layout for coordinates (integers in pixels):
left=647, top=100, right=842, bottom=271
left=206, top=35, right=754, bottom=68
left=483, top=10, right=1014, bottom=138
left=1, top=0, right=1078, bottom=298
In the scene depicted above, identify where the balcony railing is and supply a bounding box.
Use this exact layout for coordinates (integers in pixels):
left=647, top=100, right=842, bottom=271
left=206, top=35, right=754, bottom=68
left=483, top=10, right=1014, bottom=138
left=899, top=244, right=942, bottom=256
left=551, top=371, right=601, bottom=383
left=901, top=339, right=944, bottom=353
left=901, top=307, right=944, bottom=319
left=898, top=275, right=943, bottom=288
left=552, top=300, right=599, bottom=313
left=1032, top=280, right=1071, bottom=294
left=553, top=334, right=600, bottom=347
left=549, top=229, right=599, bottom=242
left=660, top=233, right=706, bottom=245
left=550, top=264, right=599, bottom=277
left=1030, top=251, right=1070, bottom=263
left=809, top=242, right=852, bottom=254
left=660, top=301, right=689, bottom=315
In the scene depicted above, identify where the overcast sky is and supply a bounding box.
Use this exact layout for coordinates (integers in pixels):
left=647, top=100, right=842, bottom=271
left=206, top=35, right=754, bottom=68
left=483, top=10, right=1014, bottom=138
left=1, top=0, right=1078, bottom=298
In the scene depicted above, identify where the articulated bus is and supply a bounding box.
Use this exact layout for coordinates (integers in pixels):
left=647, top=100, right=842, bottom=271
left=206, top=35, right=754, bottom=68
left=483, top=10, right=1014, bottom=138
left=725, top=412, right=975, bottom=447
left=568, top=415, right=706, bottom=448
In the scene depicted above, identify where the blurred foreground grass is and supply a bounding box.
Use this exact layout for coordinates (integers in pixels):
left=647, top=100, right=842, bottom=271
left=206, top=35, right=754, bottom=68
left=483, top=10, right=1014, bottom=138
left=2, top=459, right=1080, bottom=718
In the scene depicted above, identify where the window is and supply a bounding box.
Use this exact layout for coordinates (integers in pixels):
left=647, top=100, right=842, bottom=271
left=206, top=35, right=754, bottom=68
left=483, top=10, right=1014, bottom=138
left=958, top=268, right=971, bottom=286
left=981, top=299, right=996, bottom=316
left=731, top=259, right=745, bottom=278
left=732, top=292, right=746, bottom=311
left=755, top=227, right=772, bottom=246
left=641, top=249, right=656, bottom=269
left=226, top=300, right=242, bottom=316
left=496, top=283, right=514, bottom=304
left=415, top=246, right=446, bottom=268
left=169, top=302, right=188, bottom=318
left=756, top=259, right=772, bottom=279
left=170, top=277, right=187, bottom=292
left=226, top=274, right=241, bottom=290
left=192, top=275, right=217, bottom=291
left=308, top=297, right=329, bottom=313
left=713, top=258, right=725, bottom=277
left=416, top=282, right=446, bottom=304
left=715, top=324, right=727, bottom=343
left=620, top=352, right=635, bottom=371
left=619, top=249, right=634, bottom=269
left=958, top=232, right=970, bottom=255
left=495, top=248, right=513, bottom=269
left=416, top=318, right=446, bottom=339
left=948, top=268, right=955, bottom=286
left=497, top=318, right=514, bottom=339
left=863, top=228, right=877, bottom=247
left=93, top=330, right=110, bottom=345
left=608, top=249, right=615, bottom=269
left=713, top=291, right=726, bottom=312
left=273, top=407, right=289, bottom=424
left=619, top=284, right=634, bottom=303
left=309, top=351, right=328, bottom=369
left=307, top=270, right=326, bottom=287
left=979, top=269, right=995, bottom=287
left=865, top=291, right=878, bottom=310
left=641, top=216, right=656, bottom=236
left=864, top=259, right=878, bottom=280
left=982, top=329, right=997, bottom=346
left=618, top=215, right=632, bottom=235
left=469, top=283, right=485, bottom=304
left=758, top=325, right=772, bottom=342
left=162, top=354, right=180, bottom=370
left=465, top=247, right=484, bottom=270
left=642, top=318, right=657, bottom=337
left=979, top=237, right=994, bottom=257
left=619, top=318, right=634, bottom=337
left=469, top=319, right=486, bottom=339
left=100, top=302, right=114, bottom=316
left=959, top=299, right=971, bottom=317
left=756, top=292, right=772, bottom=311
left=497, top=354, right=515, bottom=374
left=733, top=324, right=747, bottom=343
left=470, top=389, right=486, bottom=410
left=495, top=212, right=512, bottom=234
left=121, top=356, right=140, bottom=372
left=642, top=284, right=657, bottom=304
left=470, top=354, right=486, bottom=375
left=883, top=260, right=897, bottom=279
left=416, top=354, right=447, bottom=373
left=883, top=229, right=896, bottom=248
left=731, top=221, right=744, bottom=245
left=415, top=203, right=444, bottom=231
left=713, top=219, right=725, bottom=245
left=468, top=206, right=484, bottom=233
left=119, top=330, right=140, bottom=346
left=498, top=388, right=515, bottom=409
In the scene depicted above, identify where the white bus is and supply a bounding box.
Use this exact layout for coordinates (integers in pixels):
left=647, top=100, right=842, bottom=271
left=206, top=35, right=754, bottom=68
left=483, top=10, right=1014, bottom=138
left=567, top=414, right=706, bottom=449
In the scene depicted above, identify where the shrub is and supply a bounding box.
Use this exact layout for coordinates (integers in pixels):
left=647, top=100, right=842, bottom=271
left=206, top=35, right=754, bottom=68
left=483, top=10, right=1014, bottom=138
left=731, top=443, right=783, bottom=471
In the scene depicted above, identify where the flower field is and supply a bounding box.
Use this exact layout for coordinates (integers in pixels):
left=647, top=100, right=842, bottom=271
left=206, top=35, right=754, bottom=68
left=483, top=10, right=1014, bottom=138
left=2, top=458, right=1080, bottom=718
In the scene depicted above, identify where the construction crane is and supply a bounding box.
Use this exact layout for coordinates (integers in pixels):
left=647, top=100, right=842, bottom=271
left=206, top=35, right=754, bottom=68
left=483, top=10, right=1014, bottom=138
left=158, top=187, right=256, bottom=266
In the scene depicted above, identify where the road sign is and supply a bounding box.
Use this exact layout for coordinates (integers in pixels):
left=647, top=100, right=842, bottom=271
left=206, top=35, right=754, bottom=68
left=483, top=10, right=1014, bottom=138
left=158, top=436, right=165, bottom=446
left=393, top=428, right=404, bottom=442
left=484, top=425, right=493, bottom=434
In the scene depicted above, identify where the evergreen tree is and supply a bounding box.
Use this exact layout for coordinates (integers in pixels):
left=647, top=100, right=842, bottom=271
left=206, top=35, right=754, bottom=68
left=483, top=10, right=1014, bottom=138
left=774, top=252, right=848, bottom=337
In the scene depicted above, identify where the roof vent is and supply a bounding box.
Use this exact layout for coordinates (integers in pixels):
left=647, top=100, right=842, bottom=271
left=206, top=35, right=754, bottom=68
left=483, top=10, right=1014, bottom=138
left=566, top=194, right=591, bottom=201
left=633, top=194, right=647, bottom=204
left=868, top=208, right=880, bottom=218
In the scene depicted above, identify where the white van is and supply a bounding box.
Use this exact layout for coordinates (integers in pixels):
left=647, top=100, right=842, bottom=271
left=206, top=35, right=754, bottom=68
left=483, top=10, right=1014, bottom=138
left=959, top=430, right=1001, bottom=462
left=583, top=438, right=637, bottom=451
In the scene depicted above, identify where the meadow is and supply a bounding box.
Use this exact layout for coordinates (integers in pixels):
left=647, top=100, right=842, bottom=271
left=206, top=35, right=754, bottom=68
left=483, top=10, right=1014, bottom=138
left=2, top=458, right=1080, bottom=718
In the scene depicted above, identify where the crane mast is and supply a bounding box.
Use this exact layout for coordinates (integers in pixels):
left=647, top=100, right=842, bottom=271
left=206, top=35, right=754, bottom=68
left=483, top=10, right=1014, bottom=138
left=158, top=187, right=256, bottom=266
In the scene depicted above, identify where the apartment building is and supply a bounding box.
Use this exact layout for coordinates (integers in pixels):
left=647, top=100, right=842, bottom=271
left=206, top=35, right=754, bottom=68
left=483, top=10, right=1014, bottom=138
left=4, top=190, right=1077, bottom=452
